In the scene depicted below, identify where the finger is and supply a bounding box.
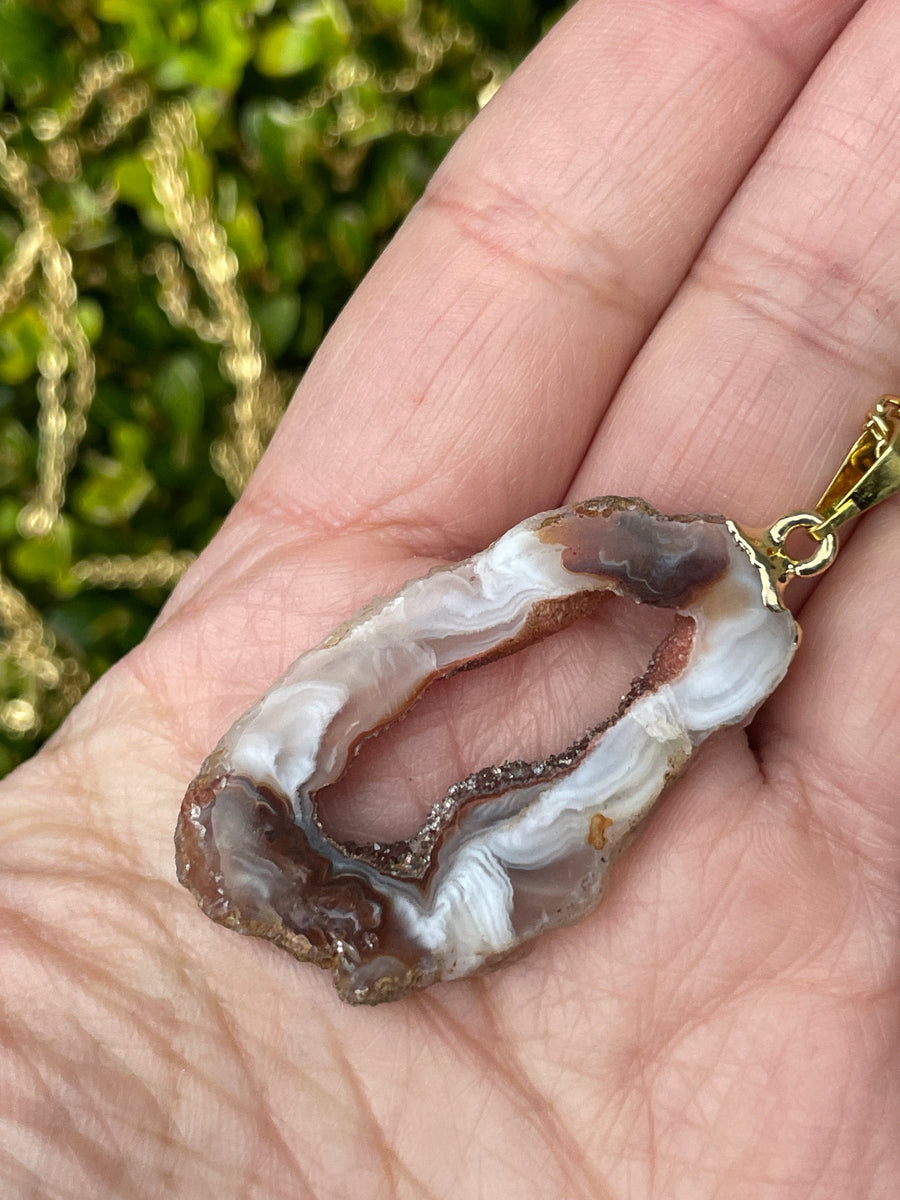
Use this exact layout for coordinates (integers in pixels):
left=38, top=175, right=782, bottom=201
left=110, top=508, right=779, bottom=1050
left=233, top=0, right=861, bottom=557
left=564, top=0, right=900, bottom=847
left=570, top=0, right=900, bottom=524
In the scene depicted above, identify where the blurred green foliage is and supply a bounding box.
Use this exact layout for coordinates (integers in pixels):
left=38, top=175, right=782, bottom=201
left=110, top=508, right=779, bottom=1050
left=0, top=0, right=564, bottom=774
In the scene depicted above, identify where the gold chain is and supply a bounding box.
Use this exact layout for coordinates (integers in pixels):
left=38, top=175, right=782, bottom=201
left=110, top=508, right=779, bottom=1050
left=0, top=138, right=95, bottom=539
left=145, top=99, right=281, bottom=495
left=71, top=550, right=197, bottom=590
left=0, top=574, right=90, bottom=737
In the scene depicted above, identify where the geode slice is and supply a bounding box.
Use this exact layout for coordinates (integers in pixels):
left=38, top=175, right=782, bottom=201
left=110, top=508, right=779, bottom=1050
left=175, top=497, right=795, bottom=1004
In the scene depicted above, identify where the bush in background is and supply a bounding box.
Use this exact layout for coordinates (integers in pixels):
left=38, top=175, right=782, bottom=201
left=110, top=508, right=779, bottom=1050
left=0, top=0, right=561, bottom=774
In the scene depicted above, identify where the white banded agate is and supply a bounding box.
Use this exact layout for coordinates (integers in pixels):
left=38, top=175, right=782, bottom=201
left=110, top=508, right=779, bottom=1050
left=175, top=497, right=796, bottom=1004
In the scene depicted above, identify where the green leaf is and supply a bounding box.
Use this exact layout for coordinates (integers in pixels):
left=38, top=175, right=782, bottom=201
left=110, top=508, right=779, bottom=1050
left=113, top=153, right=168, bottom=231
left=0, top=742, right=23, bottom=776
left=47, top=593, right=153, bottom=657
left=109, top=420, right=152, bottom=467
left=327, top=204, right=373, bottom=281
left=0, top=495, right=22, bottom=541
left=269, top=229, right=308, bottom=286
left=241, top=99, right=321, bottom=181
left=255, top=2, right=351, bottom=77
left=153, top=354, right=205, bottom=436
left=156, top=0, right=254, bottom=90
left=0, top=304, right=46, bottom=384
left=296, top=299, right=324, bottom=358
left=0, top=419, right=33, bottom=488
left=8, top=517, right=72, bottom=585
left=255, top=21, right=322, bottom=77
left=76, top=299, right=104, bottom=345
left=223, top=200, right=266, bottom=270
left=255, top=294, right=302, bottom=359
left=168, top=6, right=198, bottom=40
left=0, top=0, right=71, bottom=105
left=94, top=0, right=173, bottom=69
left=189, top=87, right=231, bottom=141
left=73, top=455, right=155, bottom=526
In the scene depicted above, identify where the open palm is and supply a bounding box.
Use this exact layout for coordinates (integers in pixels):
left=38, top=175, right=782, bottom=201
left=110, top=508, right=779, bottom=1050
left=3, top=1, right=899, bottom=1195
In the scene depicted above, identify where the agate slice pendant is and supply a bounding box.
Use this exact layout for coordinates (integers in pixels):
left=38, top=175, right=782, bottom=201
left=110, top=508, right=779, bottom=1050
left=175, top=397, right=900, bottom=1004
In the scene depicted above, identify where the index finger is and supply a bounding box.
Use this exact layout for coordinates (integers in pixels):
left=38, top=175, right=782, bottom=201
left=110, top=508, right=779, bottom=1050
left=239, top=0, right=860, bottom=557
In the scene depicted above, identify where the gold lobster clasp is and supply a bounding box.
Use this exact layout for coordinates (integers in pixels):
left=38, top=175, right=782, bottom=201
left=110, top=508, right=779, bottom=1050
left=811, top=394, right=900, bottom=539
left=758, top=395, right=900, bottom=587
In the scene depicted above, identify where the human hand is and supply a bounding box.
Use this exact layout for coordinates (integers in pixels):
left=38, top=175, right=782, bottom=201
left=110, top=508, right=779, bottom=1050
left=3, top=0, right=898, bottom=1196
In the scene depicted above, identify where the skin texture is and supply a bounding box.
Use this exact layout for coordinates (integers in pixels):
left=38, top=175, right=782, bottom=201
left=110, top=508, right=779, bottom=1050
left=2, top=0, right=899, bottom=1195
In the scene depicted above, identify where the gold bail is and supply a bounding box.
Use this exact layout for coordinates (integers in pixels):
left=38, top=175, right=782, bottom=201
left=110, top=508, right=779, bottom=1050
left=812, top=395, right=900, bottom=539
left=757, top=395, right=900, bottom=588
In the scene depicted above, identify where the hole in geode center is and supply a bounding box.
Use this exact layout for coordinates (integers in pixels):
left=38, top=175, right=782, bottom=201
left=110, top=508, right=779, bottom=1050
left=316, top=595, right=678, bottom=846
